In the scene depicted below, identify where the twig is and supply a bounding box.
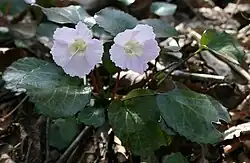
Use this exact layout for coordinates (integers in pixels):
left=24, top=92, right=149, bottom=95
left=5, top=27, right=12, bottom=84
left=231, top=0, right=241, bottom=18
left=44, top=117, right=50, bottom=163
left=25, top=140, right=32, bottom=163
left=157, top=51, right=199, bottom=85
left=189, top=28, right=250, bottom=83
left=90, top=70, right=100, bottom=93
left=0, top=95, right=28, bottom=122
left=171, top=70, right=225, bottom=82
left=56, top=126, right=92, bottom=163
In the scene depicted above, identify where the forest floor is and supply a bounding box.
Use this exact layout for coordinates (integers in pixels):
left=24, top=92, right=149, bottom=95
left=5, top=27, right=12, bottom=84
left=1, top=0, right=250, bottom=162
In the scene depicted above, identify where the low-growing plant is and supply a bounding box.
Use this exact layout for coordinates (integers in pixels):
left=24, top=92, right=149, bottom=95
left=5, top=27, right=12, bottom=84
left=1, top=0, right=247, bottom=162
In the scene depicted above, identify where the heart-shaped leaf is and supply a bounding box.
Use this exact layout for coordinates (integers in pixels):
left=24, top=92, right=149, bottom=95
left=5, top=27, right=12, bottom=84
left=163, top=152, right=189, bottom=163
left=200, top=29, right=245, bottom=65
left=94, top=7, right=138, bottom=36
left=3, top=57, right=92, bottom=117
left=78, top=106, right=105, bottom=128
left=156, top=86, right=230, bottom=144
left=108, top=89, right=170, bottom=162
left=49, top=118, right=78, bottom=150
left=128, top=122, right=171, bottom=162
left=140, top=19, right=178, bottom=38
left=36, top=5, right=93, bottom=26
left=151, top=2, right=177, bottom=16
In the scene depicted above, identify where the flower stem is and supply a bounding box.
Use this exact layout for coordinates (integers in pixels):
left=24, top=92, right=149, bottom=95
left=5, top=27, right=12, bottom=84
left=5, top=0, right=11, bottom=16
left=112, top=71, right=120, bottom=100
left=90, top=71, right=100, bottom=93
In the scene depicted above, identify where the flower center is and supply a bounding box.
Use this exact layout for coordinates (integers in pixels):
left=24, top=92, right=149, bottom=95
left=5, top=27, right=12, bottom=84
left=124, top=40, right=143, bottom=57
left=69, top=39, right=87, bottom=56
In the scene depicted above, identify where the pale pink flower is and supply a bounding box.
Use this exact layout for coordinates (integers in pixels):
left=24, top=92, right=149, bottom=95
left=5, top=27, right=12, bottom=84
left=109, top=24, right=160, bottom=74
left=51, top=22, right=103, bottom=77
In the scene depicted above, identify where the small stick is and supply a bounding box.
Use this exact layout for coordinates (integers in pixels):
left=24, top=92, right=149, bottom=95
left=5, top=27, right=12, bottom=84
left=56, top=126, right=92, bottom=163
left=90, top=71, right=100, bottom=93
left=25, top=140, right=32, bottom=163
left=43, top=117, right=50, bottom=163
left=0, top=95, right=28, bottom=122
left=171, top=70, right=225, bottom=82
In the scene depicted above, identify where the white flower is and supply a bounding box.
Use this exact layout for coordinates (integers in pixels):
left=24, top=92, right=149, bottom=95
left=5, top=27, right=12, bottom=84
left=24, top=0, right=36, bottom=4
left=51, top=22, right=104, bottom=77
left=109, top=24, right=160, bottom=74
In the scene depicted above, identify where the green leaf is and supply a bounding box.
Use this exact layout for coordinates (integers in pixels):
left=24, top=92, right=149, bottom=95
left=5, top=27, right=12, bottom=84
left=200, top=29, right=245, bottom=65
left=36, top=5, right=93, bottom=25
left=102, top=42, right=118, bottom=74
left=95, top=7, right=138, bottom=36
left=0, top=0, right=27, bottom=15
left=3, top=57, right=91, bottom=117
left=36, top=22, right=59, bottom=48
left=140, top=19, right=178, bottom=38
left=117, top=0, right=135, bottom=5
left=36, top=22, right=59, bottom=38
left=92, top=24, right=113, bottom=41
left=151, top=2, right=177, bottom=16
left=122, top=88, right=156, bottom=101
left=78, top=106, right=105, bottom=128
left=156, top=86, right=230, bottom=144
left=109, top=94, right=160, bottom=134
left=163, top=153, right=189, bottom=163
left=0, top=27, right=11, bottom=42
left=128, top=122, right=171, bottom=162
left=108, top=92, right=170, bottom=162
left=49, top=118, right=78, bottom=150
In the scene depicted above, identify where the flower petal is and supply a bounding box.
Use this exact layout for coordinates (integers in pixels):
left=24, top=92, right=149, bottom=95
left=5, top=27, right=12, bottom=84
left=126, top=60, right=148, bottom=74
left=51, top=41, right=72, bottom=67
left=140, top=39, right=160, bottom=62
left=133, top=24, right=155, bottom=43
left=84, top=39, right=103, bottom=66
left=114, top=29, right=134, bottom=46
left=75, top=21, right=93, bottom=41
left=53, top=27, right=77, bottom=44
left=63, top=55, right=93, bottom=77
left=110, top=44, right=129, bottom=68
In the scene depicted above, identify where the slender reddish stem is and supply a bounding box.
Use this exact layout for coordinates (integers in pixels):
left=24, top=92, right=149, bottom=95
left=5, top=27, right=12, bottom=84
left=90, top=71, right=100, bottom=93
left=5, top=0, right=11, bottom=16
left=112, top=71, right=120, bottom=100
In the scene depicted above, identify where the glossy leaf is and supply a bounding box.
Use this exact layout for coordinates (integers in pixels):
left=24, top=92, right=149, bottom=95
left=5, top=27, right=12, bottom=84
left=122, top=88, right=156, bottom=101
left=49, top=118, right=78, bottom=150
left=36, top=5, right=93, bottom=25
left=128, top=122, right=170, bottom=162
left=36, top=22, right=59, bottom=38
left=140, top=19, right=178, bottom=38
left=200, top=29, right=245, bottom=65
left=3, top=57, right=91, bottom=117
left=92, top=24, right=113, bottom=41
left=151, top=2, right=177, bottom=16
left=95, top=7, right=138, bottom=36
left=163, top=153, right=189, bottom=163
left=78, top=106, right=105, bottom=128
left=36, top=22, right=59, bottom=48
left=108, top=90, right=169, bottom=162
left=156, top=87, right=230, bottom=144
left=0, top=27, right=11, bottom=42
